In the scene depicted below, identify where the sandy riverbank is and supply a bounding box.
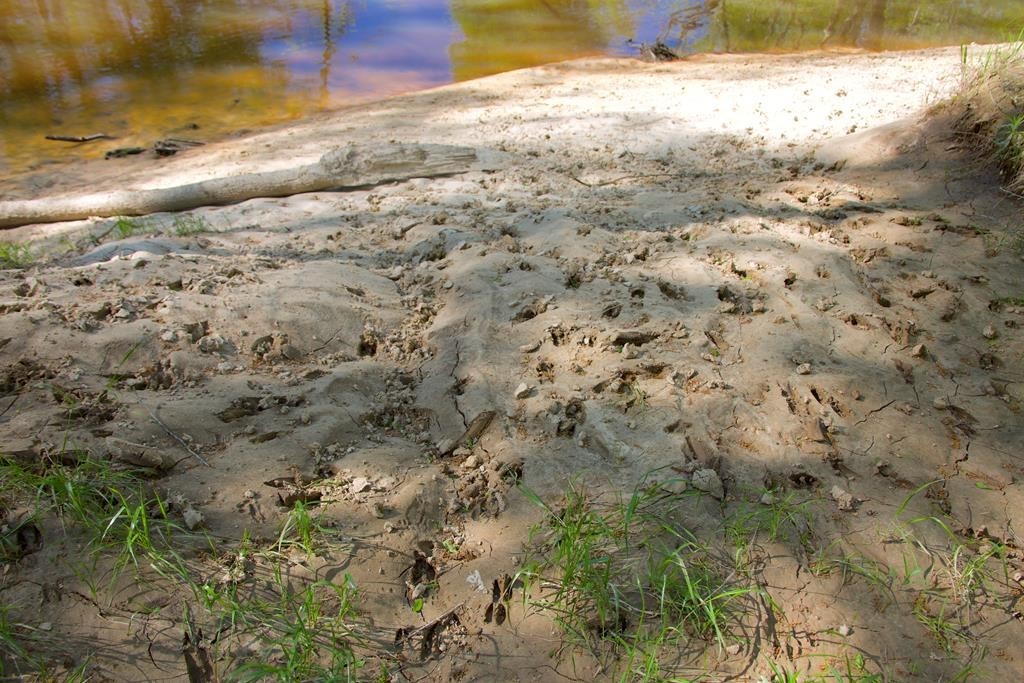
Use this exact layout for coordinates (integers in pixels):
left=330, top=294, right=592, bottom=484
left=2, top=46, right=1023, bottom=681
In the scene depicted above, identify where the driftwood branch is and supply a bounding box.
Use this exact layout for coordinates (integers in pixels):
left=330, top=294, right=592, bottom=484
left=45, top=133, right=114, bottom=143
left=0, top=143, right=480, bottom=229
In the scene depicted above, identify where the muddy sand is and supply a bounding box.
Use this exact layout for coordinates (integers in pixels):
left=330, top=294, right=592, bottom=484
left=1, top=46, right=1023, bottom=681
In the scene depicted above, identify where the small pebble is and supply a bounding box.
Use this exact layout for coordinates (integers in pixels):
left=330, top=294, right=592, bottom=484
left=197, top=334, right=226, bottom=353
left=182, top=506, right=205, bottom=530
left=280, top=343, right=303, bottom=360
left=796, top=362, right=812, bottom=375
left=514, top=382, right=531, bottom=399
left=349, top=477, right=372, bottom=494
left=830, top=485, right=857, bottom=511
left=691, top=468, right=724, bottom=500
left=982, top=325, right=997, bottom=340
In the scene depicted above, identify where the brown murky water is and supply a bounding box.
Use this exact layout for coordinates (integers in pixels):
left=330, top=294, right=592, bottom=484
left=1, top=0, right=1022, bottom=181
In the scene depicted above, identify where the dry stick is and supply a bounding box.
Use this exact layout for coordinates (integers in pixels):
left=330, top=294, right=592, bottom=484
left=0, top=395, right=18, bottom=419
left=309, top=326, right=347, bottom=354
left=400, top=602, right=466, bottom=640
left=148, top=407, right=211, bottom=467
left=569, top=172, right=677, bottom=187
left=45, top=133, right=114, bottom=143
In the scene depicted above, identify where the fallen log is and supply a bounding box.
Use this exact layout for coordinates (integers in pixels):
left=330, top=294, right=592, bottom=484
left=0, top=143, right=479, bottom=229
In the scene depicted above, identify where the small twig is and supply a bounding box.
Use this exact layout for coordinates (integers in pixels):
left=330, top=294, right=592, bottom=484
left=45, top=133, right=114, bottom=143
left=149, top=407, right=210, bottom=467
left=1000, top=186, right=1024, bottom=201
left=401, top=602, right=466, bottom=639
left=854, top=399, right=896, bottom=426
left=0, top=394, right=18, bottom=418
left=569, top=172, right=677, bottom=187
left=393, top=219, right=422, bottom=239
left=309, top=326, right=347, bottom=354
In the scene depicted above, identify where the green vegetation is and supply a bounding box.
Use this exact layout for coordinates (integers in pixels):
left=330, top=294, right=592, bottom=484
left=952, top=37, right=1024, bottom=192
left=0, top=604, right=29, bottom=677
left=0, top=242, right=32, bottom=268
left=0, top=451, right=365, bottom=680
left=276, top=500, right=326, bottom=556
left=623, top=378, right=648, bottom=411
left=880, top=486, right=1013, bottom=675
left=213, top=576, right=362, bottom=682
left=725, top=488, right=816, bottom=578
left=810, top=543, right=897, bottom=607
left=518, top=479, right=761, bottom=680
left=2, top=432, right=1015, bottom=679
left=172, top=214, right=211, bottom=237
left=0, top=453, right=190, bottom=587
left=113, top=215, right=147, bottom=239
left=513, top=473, right=1018, bottom=681
left=766, top=653, right=884, bottom=683
left=113, top=213, right=209, bottom=239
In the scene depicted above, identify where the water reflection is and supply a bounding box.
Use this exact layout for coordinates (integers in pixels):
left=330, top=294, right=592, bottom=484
left=660, top=0, right=1024, bottom=53
left=0, top=0, right=1021, bottom=177
left=449, top=0, right=634, bottom=81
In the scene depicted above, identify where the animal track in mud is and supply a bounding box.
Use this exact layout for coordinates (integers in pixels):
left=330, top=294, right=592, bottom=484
left=1, top=359, right=56, bottom=394
left=808, top=385, right=851, bottom=417
left=50, top=384, right=117, bottom=424
left=216, top=394, right=306, bottom=422
left=483, top=573, right=517, bottom=625
left=394, top=608, right=467, bottom=662
left=447, top=453, right=524, bottom=518
left=404, top=550, right=438, bottom=607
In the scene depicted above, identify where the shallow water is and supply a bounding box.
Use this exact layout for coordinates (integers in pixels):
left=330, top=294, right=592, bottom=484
left=1, top=0, right=1022, bottom=179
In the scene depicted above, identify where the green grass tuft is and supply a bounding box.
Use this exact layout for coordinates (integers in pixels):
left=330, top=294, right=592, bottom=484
left=277, top=500, right=327, bottom=556
left=224, top=576, right=362, bottom=681
left=952, top=36, right=1024, bottom=192
left=518, top=479, right=761, bottom=679
left=112, top=215, right=157, bottom=239
left=0, top=242, right=33, bottom=268
left=172, top=214, right=210, bottom=237
left=1, top=451, right=367, bottom=679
